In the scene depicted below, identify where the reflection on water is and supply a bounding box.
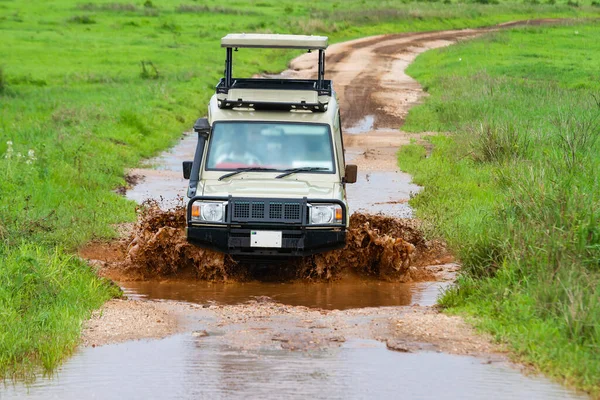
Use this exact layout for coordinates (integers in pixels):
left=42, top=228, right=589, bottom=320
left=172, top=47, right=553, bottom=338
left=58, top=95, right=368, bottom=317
left=121, top=278, right=449, bottom=309
left=345, top=115, right=375, bottom=134
left=2, top=337, right=585, bottom=400
left=347, top=171, right=420, bottom=218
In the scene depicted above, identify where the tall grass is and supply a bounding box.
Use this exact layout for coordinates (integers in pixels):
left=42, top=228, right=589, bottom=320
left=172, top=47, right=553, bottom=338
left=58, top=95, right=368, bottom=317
left=400, top=24, right=600, bottom=393
left=0, top=243, right=120, bottom=379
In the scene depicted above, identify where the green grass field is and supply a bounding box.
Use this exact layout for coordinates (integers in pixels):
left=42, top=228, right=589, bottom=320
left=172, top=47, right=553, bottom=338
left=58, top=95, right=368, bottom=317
left=400, top=22, right=600, bottom=393
left=1, top=0, right=599, bottom=381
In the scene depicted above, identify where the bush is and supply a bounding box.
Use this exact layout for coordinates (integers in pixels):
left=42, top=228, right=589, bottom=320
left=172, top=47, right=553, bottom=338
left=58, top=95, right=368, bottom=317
left=468, top=122, right=532, bottom=163
left=67, top=15, right=96, bottom=24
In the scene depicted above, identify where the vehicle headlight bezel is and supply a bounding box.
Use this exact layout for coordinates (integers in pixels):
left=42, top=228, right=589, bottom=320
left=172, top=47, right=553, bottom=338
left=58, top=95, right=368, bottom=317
left=190, top=201, right=227, bottom=223
left=308, top=203, right=343, bottom=225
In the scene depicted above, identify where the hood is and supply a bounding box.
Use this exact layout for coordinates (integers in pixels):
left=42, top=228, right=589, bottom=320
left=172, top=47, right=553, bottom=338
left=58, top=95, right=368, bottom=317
left=202, top=178, right=336, bottom=199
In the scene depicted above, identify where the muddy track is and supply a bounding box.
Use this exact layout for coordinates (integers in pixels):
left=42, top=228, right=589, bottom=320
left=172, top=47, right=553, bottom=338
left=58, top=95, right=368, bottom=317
left=32, top=21, right=585, bottom=400
left=77, top=27, right=490, bottom=346
left=335, top=30, right=479, bottom=128
left=292, top=30, right=478, bottom=127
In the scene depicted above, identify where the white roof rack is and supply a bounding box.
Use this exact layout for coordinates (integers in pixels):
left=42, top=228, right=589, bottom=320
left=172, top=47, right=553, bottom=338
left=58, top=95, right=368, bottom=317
left=221, top=34, right=328, bottom=50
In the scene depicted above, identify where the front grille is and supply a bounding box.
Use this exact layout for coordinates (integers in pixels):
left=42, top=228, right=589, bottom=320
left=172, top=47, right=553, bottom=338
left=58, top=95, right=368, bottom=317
left=233, top=202, right=250, bottom=219
left=269, top=203, right=282, bottom=219
left=229, top=198, right=304, bottom=224
left=284, top=204, right=300, bottom=220
left=252, top=202, right=265, bottom=219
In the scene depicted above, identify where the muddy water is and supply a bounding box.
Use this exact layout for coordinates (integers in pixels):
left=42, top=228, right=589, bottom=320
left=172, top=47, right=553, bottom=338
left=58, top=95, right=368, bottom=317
left=122, top=277, right=450, bottom=309
left=3, top=336, right=585, bottom=400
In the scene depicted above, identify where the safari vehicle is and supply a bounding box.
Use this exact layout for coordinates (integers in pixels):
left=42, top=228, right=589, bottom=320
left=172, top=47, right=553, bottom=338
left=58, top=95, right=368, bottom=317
left=182, top=33, right=357, bottom=257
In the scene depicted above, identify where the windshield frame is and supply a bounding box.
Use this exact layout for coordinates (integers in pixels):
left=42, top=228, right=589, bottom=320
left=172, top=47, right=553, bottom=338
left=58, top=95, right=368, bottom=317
left=204, top=121, right=337, bottom=175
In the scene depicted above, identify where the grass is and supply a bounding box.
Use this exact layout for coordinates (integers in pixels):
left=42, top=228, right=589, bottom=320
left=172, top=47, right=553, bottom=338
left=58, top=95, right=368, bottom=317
left=0, top=0, right=598, bottom=380
left=0, top=243, right=120, bottom=380
left=399, top=22, right=600, bottom=394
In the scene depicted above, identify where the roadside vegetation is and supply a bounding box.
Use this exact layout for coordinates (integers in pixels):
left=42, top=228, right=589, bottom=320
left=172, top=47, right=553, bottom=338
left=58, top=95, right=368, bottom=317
left=400, top=22, right=600, bottom=394
left=0, top=0, right=598, bottom=379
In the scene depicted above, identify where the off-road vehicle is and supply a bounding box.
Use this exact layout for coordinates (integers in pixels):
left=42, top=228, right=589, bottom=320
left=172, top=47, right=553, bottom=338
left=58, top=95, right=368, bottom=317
left=183, top=33, right=357, bottom=258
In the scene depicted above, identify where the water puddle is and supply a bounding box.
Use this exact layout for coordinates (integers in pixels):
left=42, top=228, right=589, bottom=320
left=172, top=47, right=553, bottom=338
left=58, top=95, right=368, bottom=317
left=347, top=171, right=420, bottom=218
left=125, top=133, right=196, bottom=208
left=121, top=277, right=450, bottom=309
left=345, top=115, right=375, bottom=134
left=2, top=336, right=584, bottom=400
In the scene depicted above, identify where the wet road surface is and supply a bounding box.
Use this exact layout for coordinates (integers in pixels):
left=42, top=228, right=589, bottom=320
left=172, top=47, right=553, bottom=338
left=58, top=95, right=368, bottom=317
left=3, top=335, right=585, bottom=400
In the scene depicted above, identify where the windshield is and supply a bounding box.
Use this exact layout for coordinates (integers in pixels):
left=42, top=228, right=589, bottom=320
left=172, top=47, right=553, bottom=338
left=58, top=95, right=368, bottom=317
left=205, top=122, right=335, bottom=172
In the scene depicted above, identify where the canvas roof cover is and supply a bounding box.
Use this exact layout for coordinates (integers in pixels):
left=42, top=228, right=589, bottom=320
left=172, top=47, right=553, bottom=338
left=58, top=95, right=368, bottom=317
left=221, top=34, right=328, bottom=49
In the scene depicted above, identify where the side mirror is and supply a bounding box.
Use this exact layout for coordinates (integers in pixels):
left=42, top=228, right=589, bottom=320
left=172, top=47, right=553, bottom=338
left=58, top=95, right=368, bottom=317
left=344, top=164, right=358, bottom=184
left=182, top=161, right=193, bottom=180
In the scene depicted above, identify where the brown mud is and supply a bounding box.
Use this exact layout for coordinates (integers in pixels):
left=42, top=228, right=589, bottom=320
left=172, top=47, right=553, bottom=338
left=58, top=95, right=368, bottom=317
left=89, top=200, right=451, bottom=282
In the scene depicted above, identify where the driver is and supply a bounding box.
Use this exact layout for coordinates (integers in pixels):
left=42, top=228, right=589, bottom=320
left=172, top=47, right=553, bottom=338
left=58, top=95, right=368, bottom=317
left=215, top=124, right=262, bottom=166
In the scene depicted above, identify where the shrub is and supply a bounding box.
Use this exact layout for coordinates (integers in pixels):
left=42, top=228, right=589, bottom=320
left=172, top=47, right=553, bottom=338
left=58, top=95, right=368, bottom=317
left=469, top=122, right=532, bottom=163
left=67, top=15, right=96, bottom=24
left=139, top=61, right=159, bottom=80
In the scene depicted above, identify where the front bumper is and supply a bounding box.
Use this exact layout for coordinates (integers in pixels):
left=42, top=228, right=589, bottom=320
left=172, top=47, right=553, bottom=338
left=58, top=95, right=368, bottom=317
left=187, top=226, right=346, bottom=257
left=186, top=196, right=347, bottom=257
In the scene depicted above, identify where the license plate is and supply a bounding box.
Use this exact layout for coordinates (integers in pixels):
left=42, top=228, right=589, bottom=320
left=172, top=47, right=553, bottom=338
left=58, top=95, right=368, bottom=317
left=250, top=230, right=282, bottom=248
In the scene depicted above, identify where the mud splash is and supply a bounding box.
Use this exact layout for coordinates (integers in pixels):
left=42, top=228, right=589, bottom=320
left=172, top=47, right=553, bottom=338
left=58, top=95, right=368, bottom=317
left=299, top=213, right=423, bottom=280
left=109, top=201, right=237, bottom=280
left=94, top=201, right=449, bottom=282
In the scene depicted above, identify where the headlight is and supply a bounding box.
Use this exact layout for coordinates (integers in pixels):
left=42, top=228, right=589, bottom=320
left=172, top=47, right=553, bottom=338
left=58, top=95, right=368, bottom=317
left=309, top=204, right=343, bottom=224
left=191, top=201, right=226, bottom=222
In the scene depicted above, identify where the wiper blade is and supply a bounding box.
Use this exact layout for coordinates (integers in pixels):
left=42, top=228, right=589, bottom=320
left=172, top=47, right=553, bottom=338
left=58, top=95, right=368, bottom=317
left=218, top=167, right=277, bottom=181
left=275, top=167, right=327, bottom=179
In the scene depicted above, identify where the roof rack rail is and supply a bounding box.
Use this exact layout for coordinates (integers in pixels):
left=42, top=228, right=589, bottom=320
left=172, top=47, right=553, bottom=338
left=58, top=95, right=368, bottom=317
left=216, top=34, right=331, bottom=112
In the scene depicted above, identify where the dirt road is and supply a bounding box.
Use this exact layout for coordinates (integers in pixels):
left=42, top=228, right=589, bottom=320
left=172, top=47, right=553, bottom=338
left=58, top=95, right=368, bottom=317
left=4, top=27, right=586, bottom=399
